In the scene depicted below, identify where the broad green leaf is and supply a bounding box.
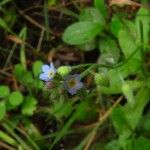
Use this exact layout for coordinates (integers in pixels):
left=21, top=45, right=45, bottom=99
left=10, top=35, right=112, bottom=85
left=111, top=107, right=129, bottom=134
left=133, top=136, right=150, bottom=150
left=98, top=59, right=141, bottom=95
left=8, top=91, right=23, bottom=106
left=111, top=88, right=150, bottom=149
left=99, top=37, right=120, bottom=64
left=124, top=88, right=150, bottom=130
left=32, top=60, right=43, bottom=78
left=21, top=96, right=37, bottom=116
left=110, top=15, right=123, bottom=36
left=142, top=114, right=150, bottom=131
left=78, top=38, right=96, bottom=51
left=122, top=82, right=135, bottom=106
left=135, top=8, right=150, bottom=51
left=0, top=85, right=10, bottom=98
left=62, top=21, right=102, bottom=45
left=79, top=7, right=106, bottom=26
left=118, top=29, right=140, bottom=60
left=94, top=0, right=107, bottom=17
left=0, top=101, right=6, bottom=120
left=125, top=20, right=137, bottom=39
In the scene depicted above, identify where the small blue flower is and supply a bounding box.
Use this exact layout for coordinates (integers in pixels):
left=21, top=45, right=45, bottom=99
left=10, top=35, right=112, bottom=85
left=39, top=62, right=56, bottom=82
left=63, top=74, right=83, bottom=95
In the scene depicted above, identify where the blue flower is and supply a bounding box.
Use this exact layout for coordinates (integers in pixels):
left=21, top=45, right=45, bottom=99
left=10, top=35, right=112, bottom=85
left=39, top=62, right=56, bottom=82
left=63, top=74, right=83, bottom=95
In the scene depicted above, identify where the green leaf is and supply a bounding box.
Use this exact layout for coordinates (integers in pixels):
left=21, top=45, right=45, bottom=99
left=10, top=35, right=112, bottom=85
left=118, top=29, right=140, bottom=60
left=21, top=96, right=37, bottom=116
left=133, top=136, right=150, bottom=150
left=0, top=101, right=6, bottom=120
left=62, top=21, right=102, bottom=45
left=135, top=8, right=150, bottom=51
left=79, top=7, right=106, bottom=26
left=33, top=79, right=43, bottom=90
left=110, top=15, right=123, bottom=37
left=94, top=0, right=107, bottom=17
left=8, top=91, right=23, bottom=106
left=52, top=100, right=73, bottom=119
left=99, top=37, right=120, bottom=64
left=98, top=59, right=141, bottom=95
left=111, top=107, right=129, bottom=134
left=78, top=38, right=96, bottom=51
left=13, top=64, right=25, bottom=80
left=32, top=60, right=43, bottom=78
left=0, top=85, right=10, bottom=98
left=142, top=114, right=150, bottom=131
left=122, top=82, right=135, bottom=106
left=105, top=140, right=121, bottom=150
left=50, top=100, right=88, bottom=149
left=124, top=88, right=150, bottom=130
left=22, top=71, right=34, bottom=86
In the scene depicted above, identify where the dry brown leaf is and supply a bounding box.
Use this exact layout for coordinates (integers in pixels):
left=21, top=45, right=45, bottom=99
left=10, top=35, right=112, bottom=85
left=7, top=35, right=24, bottom=44
left=109, top=0, right=141, bottom=7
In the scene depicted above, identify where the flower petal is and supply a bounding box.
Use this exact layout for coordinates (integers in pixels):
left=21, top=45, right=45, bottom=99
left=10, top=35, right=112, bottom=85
left=73, top=74, right=81, bottom=81
left=76, top=82, right=83, bottom=90
left=68, top=88, right=77, bottom=95
left=42, top=65, right=50, bottom=72
left=50, top=62, right=56, bottom=72
left=39, top=73, right=49, bottom=81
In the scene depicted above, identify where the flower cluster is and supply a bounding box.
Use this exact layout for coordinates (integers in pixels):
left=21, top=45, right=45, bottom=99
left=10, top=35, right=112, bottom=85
left=39, top=62, right=83, bottom=95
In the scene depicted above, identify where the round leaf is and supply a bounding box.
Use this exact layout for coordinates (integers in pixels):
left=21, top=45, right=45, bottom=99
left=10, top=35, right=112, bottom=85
left=32, top=60, right=43, bottom=77
left=21, top=96, right=37, bottom=116
left=13, top=64, right=25, bottom=80
left=62, top=21, right=102, bottom=45
left=8, top=91, right=23, bottom=106
left=0, top=86, right=10, bottom=98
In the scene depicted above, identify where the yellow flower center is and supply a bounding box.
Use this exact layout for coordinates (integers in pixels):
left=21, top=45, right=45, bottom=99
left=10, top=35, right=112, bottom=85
left=48, top=71, right=54, bottom=78
left=67, top=79, right=77, bottom=88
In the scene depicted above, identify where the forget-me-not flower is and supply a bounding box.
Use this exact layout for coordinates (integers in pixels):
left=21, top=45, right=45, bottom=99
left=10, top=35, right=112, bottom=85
left=39, top=62, right=56, bottom=82
left=63, top=74, right=83, bottom=95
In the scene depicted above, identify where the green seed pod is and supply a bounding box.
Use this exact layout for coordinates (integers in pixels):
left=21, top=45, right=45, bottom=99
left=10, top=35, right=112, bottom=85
left=122, top=82, right=134, bottom=106
left=57, top=66, right=72, bottom=77
left=94, top=73, right=110, bottom=87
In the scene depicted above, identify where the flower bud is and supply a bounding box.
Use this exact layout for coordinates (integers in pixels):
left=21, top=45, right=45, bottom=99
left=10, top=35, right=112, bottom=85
left=94, top=73, right=110, bottom=87
left=57, top=66, right=72, bottom=77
